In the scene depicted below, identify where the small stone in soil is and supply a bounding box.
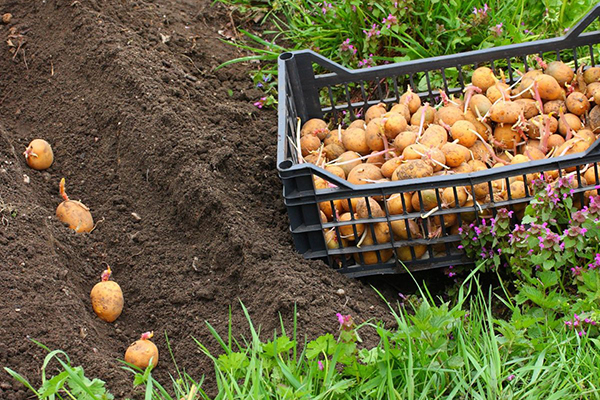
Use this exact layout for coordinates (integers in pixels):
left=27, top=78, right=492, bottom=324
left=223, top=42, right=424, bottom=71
left=2, top=13, right=12, bottom=24
left=336, top=288, right=345, bottom=297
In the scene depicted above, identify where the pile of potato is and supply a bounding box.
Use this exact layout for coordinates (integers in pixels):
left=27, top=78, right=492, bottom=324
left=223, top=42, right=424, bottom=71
left=298, top=61, right=600, bottom=266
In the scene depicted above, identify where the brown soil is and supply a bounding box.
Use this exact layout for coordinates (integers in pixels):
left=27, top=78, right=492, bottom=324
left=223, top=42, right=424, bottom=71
left=0, top=1, right=443, bottom=398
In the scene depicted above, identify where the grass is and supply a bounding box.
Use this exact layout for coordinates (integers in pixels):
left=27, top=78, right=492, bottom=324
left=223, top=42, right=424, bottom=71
left=216, top=0, right=599, bottom=107
left=7, top=269, right=600, bottom=398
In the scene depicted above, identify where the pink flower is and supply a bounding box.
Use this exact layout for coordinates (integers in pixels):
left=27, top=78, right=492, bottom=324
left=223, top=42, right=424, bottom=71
left=363, top=24, right=381, bottom=38
left=253, top=97, right=267, bottom=109
left=336, top=313, right=354, bottom=330
left=382, top=14, right=398, bottom=28
left=318, top=360, right=324, bottom=370
left=491, top=23, right=503, bottom=36
left=340, top=38, right=357, bottom=55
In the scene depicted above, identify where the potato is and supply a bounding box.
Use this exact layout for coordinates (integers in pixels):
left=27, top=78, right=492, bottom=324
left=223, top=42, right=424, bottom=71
left=23, top=139, right=54, bottom=170
left=318, top=198, right=344, bottom=220
left=584, top=67, right=600, bottom=84
left=513, top=69, right=543, bottom=99
left=589, top=105, right=600, bottom=133
left=470, top=141, right=490, bottom=164
left=393, top=131, right=417, bottom=154
left=338, top=213, right=365, bottom=240
left=335, top=151, right=362, bottom=177
left=534, top=74, right=563, bottom=101
left=319, top=210, right=328, bottom=223
left=450, top=120, right=477, bottom=147
left=576, top=129, right=596, bottom=143
left=384, top=113, right=408, bottom=140
left=543, top=100, right=565, bottom=116
left=372, top=222, right=391, bottom=244
left=402, top=143, right=429, bottom=161
left=469, top=94, right=493, bottom=117
left=356, top=197, right=385, bottom=219
left=392, top=159, right=433, bottom=181
left=324, top=228, right=348, bottom=249
left=558, top=113, right=583, bottom=136
left=353, top=235, right=394, bottom=264
left=410, top=105, right=436, bottom=128
left=300, top=134, right=321, bottom=157
left=515, top=98, right=539, bottom=119
left=387, top=192, right=413, bottom=215
left=396, top=244, right=427, bottom=262
left=508, top=181, right=528, bottom=211
left=594, top=88, right=600, bottom=106
left=423, top=147, right=447, bottom=172
left=566, top=92, right=591, bottom=116
left=365, top=103, right=387, bottom=123
left=547, top=134, right=566, bottom=149
left=452, top=162, right=474, bottom=175
left=435, top=106, right=464, bottom=127
left=342, top=127, right=370, bottom=155
left=366, top=150, right=386, bottom=167
left=441, top=143, right=469, bottom=167
left=323, top=130, right=343, bottom=146
left=587, top=82, right=600, bottom=98
left=441, top=186, right=468, bottom=208
left=493, top=124, right=519, bottom=149
left=365, top=118, right=385, bottom=151
left=389, top=104, right=411, bottom=121
left=430, top=213, right=457, bottom=229
left=347, top=163, right=384, bottom=185
left=301, top=118, right=329, bottom=140
left=323, top=143, right=345, bottom=161
left=411, top=189, right=439, bottom=212
left=391, top=219, right=422, bottom=240
left=464, top=110, right=488, bottom=137
left=348, top=119, right=366, bottom=130
left=489, top=101, right=522, bottom=124
left=90, top=266, right=124, bottom=323
left=125, top=332, right=159, bottom=369
left=400, top=88, right=422, bottom=114
left=420, top=124, right=448, bottom=149
left=556, top=138, right=591, bottom=158
left=472, top=67, right=497, bottom=92
left=521, top=145, right=545, bottom=160
left=56, top=178, right=94, bottom=233
left=486, top=82, right=510, bottom=103
left=303, top=153, right=322, bottom=165
left=584, top=167, right=598, bottom=185
left=527, top=114, right=558, bottom=139
left=381, top=157, right=404, bottom=178
left=545, top=61, right=574, bottom=87
left=468, top=159, right=487, bottom=171
left=324, top=165, right=345, bottom=180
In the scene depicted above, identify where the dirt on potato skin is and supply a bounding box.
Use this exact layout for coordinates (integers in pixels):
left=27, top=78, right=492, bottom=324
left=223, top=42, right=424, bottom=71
left=0, top=1, right=412, bottom=398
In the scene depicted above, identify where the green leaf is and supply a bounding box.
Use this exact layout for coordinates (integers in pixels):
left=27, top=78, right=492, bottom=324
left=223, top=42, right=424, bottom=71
left=542, top=259, right=556, bottom=271
left=263, top=336, right=295, bottom=358
left=217, top=352, right=249, bottom=372
left=306, top=334, right=337, bottom=359
left=39, top=371, right=69, bottom=397
left=538, top=271, right=558, bottom=288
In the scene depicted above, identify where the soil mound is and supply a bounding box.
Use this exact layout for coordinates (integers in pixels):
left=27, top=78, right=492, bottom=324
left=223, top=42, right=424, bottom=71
left=0, top=1, right=398, bottom=398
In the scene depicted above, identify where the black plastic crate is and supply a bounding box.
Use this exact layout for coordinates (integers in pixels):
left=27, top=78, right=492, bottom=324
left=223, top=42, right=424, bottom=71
left=277, top=5, right=600, bottom=278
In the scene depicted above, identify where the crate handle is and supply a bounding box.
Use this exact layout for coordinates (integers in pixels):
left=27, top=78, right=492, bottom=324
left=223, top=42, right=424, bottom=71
left=564, top=3, right=600, bottom=40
